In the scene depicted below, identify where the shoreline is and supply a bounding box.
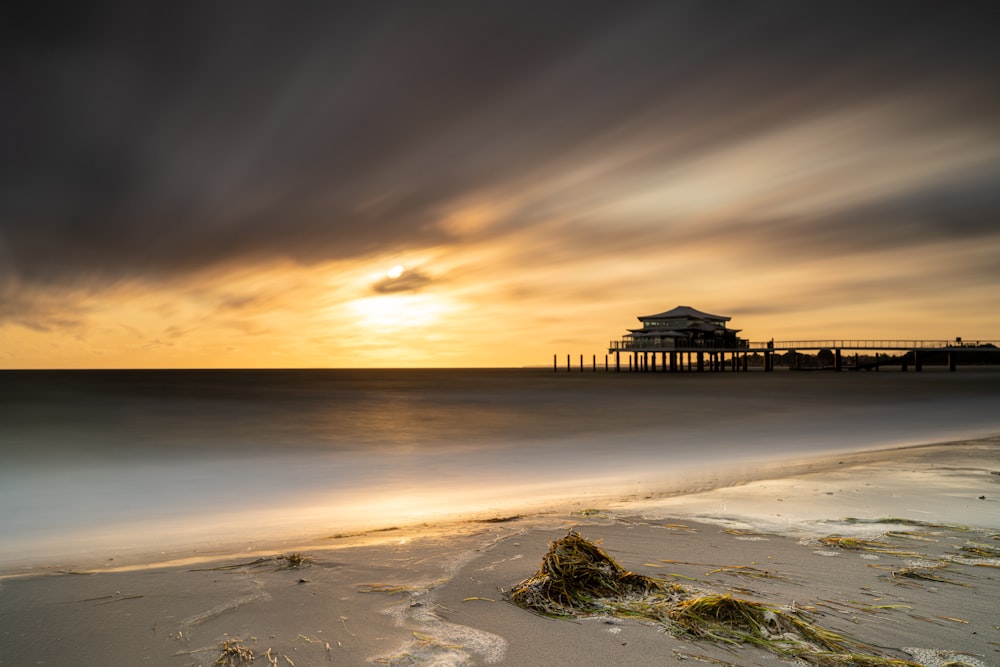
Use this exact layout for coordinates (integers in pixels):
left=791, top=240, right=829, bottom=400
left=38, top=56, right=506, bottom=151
left=1, top=436, right=997, bottom=665
left=2, top=435, right=997, bottom=579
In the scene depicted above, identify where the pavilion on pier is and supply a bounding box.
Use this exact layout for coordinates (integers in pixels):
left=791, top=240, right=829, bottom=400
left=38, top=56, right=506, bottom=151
left=619, top=305, right=746, bottom=351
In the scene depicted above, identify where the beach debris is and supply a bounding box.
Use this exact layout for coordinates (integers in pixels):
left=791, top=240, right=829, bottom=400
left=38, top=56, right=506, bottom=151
left=658, top=559, right=790, bottom=581
left=936, top=616, right=969, bottom=624
left=669, top=593, right=871, bottom=657
left=475, top=514, right=524, bottom=523
left=357, top=578, right=447, bottom=595
left=840, top=517, right=956, bottom=529
left=818, top=536, right=922, bottom=558
left=327, top=525, right=401, bottom=539
left=506, top=530, right=683, bottom=618
left=885, top=531, right=938, bottom=542
left=956, top=542, right=1000, bottom=558
left=278, top=552, right=313, bottom=569
left=888, top=566, right=963, bottom=586
left=338, top=615, right=356, bottom=638
left=214, top=638, right=254, bottom=666
left=662, top=523, right=695, bottom=531
left=79, top=592, right=145, bottom=604
left=704, top=565, right=788, bottom=581
left=507, top=531, right=924, bottom=666
left=189, top=553, right=314, bottom=572
left=671, top=649, right=741, bottom=665
left=572, top=508, right=612, bottom=518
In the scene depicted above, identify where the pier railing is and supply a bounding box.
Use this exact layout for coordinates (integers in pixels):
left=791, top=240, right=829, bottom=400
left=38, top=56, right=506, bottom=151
left=609, top=339, right=1000, bottom=352
left=751, top=340, right=999, bottom=351
left=608, top=340, right=751, bottom=351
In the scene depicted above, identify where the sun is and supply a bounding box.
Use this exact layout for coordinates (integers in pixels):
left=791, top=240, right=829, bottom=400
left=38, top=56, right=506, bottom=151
left=387, top=265, right=404, bottom=279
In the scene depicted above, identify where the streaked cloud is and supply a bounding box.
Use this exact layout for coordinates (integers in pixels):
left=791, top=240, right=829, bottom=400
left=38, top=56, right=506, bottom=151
left=2, top=2, right=999, bottom=367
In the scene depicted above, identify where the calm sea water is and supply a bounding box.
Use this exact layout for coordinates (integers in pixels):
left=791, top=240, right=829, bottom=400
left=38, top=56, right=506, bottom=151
left=2, top=368, right=999, bottom=568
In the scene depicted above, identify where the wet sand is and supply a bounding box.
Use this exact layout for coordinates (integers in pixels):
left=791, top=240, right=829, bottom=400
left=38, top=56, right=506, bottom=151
left=1, top=437, right=997, bottom=666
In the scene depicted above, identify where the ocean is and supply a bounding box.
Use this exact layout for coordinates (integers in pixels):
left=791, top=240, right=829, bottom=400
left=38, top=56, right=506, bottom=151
left=2, top=368, right=999, bottom=569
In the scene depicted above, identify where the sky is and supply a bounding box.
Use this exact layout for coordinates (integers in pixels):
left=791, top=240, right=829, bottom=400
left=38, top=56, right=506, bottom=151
left=3, top=1, right=1000, bottom=368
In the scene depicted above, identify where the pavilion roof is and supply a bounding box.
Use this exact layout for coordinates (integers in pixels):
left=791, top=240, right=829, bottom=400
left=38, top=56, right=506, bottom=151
left=630, top=323, right=742, bottom=335
left=638, top=305, right=730, bottom=322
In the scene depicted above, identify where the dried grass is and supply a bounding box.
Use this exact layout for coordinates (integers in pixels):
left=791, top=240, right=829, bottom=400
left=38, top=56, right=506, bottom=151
left=818, top=537, right=921, bottom=558
left=957, top=542, right=1000, bottom=557
left=190, top=553, right=313, bottom=573
left=215, top=639, right=254, bottom=666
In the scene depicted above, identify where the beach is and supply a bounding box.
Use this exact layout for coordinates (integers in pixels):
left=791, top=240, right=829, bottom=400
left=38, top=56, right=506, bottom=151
left=1, top=436, right=997, bottom=666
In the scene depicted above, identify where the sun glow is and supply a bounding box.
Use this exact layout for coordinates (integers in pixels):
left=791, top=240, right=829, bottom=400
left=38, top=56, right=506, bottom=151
left=350, top=294, right=448, bottom=330
left=387, top=265, right=405, bottom=279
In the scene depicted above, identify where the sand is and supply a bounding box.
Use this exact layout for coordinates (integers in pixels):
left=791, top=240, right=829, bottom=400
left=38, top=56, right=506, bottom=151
left=1, top=438, right=997, bottom=666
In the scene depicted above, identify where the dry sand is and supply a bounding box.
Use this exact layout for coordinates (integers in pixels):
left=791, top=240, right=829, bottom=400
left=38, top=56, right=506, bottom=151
left=1, top=438, right=997, bottom=666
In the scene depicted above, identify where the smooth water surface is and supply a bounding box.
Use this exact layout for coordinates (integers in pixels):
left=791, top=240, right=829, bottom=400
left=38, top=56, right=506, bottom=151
left=2, top=368, right=999, bottom=569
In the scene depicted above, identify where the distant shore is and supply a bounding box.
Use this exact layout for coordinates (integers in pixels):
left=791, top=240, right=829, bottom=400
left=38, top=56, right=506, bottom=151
left=1, top=436, right=997, bottom=665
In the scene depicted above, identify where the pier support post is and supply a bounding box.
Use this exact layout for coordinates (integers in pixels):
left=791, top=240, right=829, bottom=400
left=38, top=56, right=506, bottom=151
left=697, top=352, right=704, bottom=372
left=670, top=352, right=677, bottom=372
left=875, top=352, right=879, bottom=371
left=834, top=349, right=842, bottom=372
left=616, top=351, right=620, bottom=372
left=553, top=354, right=557, bottom=372
left=914, top=350, right=922, bottom=372
left=949, top=352, right=956, bottom=372
left=567, top=354, right=570, bottom=372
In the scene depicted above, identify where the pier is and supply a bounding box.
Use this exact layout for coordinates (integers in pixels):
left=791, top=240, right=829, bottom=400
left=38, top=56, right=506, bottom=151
left=554, top=306, right=999, bottom=372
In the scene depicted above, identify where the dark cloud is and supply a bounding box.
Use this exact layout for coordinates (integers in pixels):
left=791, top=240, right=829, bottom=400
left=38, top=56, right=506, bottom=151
left=372, top=270, right=432, bottom=294
left=2, top=1, right=999, bottom=294
left=0, top=274, right=86, bottom=332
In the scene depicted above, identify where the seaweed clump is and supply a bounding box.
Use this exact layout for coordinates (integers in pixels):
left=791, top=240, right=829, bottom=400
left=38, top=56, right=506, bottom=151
left=506, top=530, right=682, bottom=618
left=668, top=594, right=922, bottom=665
left=507, top=531, right=922, bottom=667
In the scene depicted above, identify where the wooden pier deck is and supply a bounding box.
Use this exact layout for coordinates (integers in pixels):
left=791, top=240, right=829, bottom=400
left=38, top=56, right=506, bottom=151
left=554, top=340, right=1000, bottom=373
